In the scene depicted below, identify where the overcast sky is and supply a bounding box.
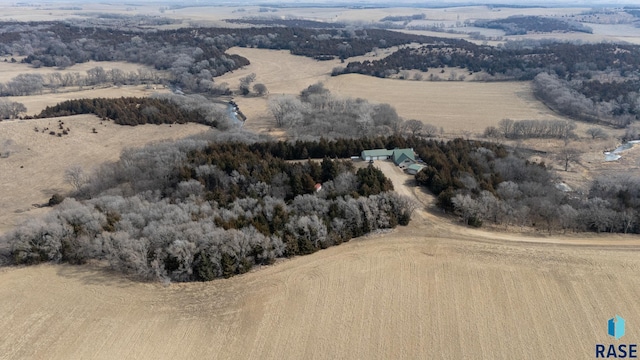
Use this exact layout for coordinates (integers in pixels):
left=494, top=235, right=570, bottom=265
left=11, top=0, right=634, bottom=5
left=182, top=0, right=634, bottom=5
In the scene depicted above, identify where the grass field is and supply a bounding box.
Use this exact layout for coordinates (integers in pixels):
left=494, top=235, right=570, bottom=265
left=1, top=162, right=639, bottom=359
left=325, top=74, right=567, bottom=134
left=219, top=47, right=569, bottom=135
left=0, top=115, right=210, bottom=235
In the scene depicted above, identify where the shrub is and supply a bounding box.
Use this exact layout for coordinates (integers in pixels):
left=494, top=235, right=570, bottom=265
left=48, top=193, right=64, bottom=206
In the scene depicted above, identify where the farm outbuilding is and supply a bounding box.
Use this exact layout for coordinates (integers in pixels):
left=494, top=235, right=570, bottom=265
left=361, top=149, right=393, bottom=161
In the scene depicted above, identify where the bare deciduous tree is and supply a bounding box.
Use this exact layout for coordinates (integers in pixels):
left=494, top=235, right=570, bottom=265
left=253, top=83, right=268, bottom=96
left=239, top=73, right=256, bottom=95
left=404, top=119, right=423, bottom=136
left=557, top=147, right=581, bottom=171
left=451, top=193, right=481, bottom=226
left=64, top=165, right=86, bottom=192
left=268, top=96, right=305, bottom=127
left=498, top=118, right=514, bottom=137
left=86, top=67, right=107, bottom=86
left=586, top=127, right=607, bottom=139
left=0, top=99, right=26, bottom=119
left=423, top=124, right=438, bottom=137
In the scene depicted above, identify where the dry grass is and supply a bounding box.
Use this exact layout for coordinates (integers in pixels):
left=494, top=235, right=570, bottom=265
left=0, top=115, right=210, bottom=235
left=217, top=48, right=571, bottom=135
left=325, top=74, right=566, bottom=134
left=1, top=163, right=639, bottom=359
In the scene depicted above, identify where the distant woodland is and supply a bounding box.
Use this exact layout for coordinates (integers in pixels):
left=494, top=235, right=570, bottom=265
left=337, top=39, right=640, bottom=127
left=225, top=18, right=346, bottom=29
left=473, top=16, right=592, bottom=35
left=2, top=20, right=639, bottom=127
left=0, top=21, right=434, bottom=93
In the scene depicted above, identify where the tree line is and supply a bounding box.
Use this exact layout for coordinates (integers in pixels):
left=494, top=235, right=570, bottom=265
left=474, top=16, right=592, bottom=35
left=225, top=18, right=346, bottom=29
left=533, top=72, right=639, bottom=127
left=337, top=39, right=640, bottom=80
left=484, top=118, right=576, bottom=139
left=33, top=97, right=220, bottom=127
left=0, top=66, right=163, bottom=97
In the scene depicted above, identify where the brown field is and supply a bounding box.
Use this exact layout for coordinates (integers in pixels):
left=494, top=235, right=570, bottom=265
left=218, top=47, right=572, bottom=135
left=1, top=161, right=640, bottom=359
left=0, top=115, right=210, bottom=234
left=325, top=74, right=569, bottom=134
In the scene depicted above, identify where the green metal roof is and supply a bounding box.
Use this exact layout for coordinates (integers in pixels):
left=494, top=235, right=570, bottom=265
left=407, top=164, right=424, bottom=171
left=392, top=148, right=415, bottom=165
left=362, top=149, right=393, bottom=157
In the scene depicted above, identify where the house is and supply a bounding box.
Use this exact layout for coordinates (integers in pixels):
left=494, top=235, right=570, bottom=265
left=406, top=164, right=425, bottom=175
left=361, top=148, right=415, bottom=163
left=392, top=148, right=415, bottom=166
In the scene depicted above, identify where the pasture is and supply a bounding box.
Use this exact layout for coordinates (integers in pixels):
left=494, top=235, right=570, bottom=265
left=218, top=47, right=570, bottom=135
left=0, top=115, right=209, bottom=235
